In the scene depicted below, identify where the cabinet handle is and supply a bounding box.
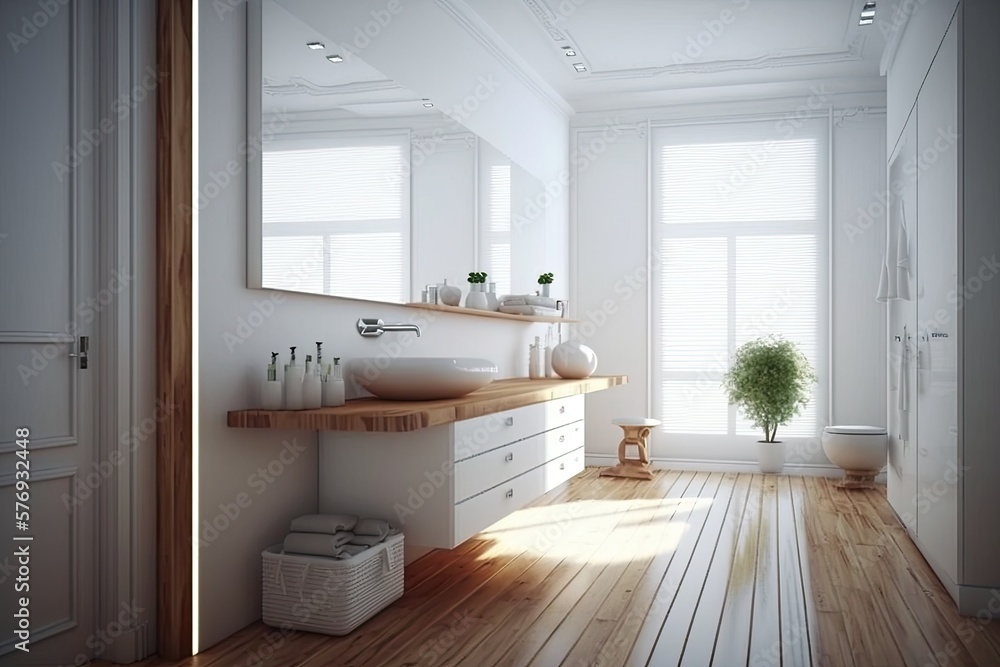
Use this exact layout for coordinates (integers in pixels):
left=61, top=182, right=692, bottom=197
left=505, top=452, right=513, bottom=462
left=559, top=462, right=565, bottom=470
left=559, top=405, right=566, bottom=414
left=559, top=435, right=565, bottom=442
left=505, top=417, right=514, bottom=426
left=505, top=489, right=513, bottom=499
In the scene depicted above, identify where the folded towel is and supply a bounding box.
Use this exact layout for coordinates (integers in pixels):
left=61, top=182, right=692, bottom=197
left=338, top=544, right=370, bottom=557
left=282, top=531, right=353, bottom=557
left=353, top=518, right=396, bottom=539
left=499, top=305, right=561, bottom=317
left=290, top=513, right=358, bottom=534
left=500, top=297, right=528, bottom=306
left=348, top=534, right=386, bottom=547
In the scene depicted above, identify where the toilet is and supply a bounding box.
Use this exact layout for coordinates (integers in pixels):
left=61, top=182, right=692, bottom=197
left=821, top=425, right=888, bottom=488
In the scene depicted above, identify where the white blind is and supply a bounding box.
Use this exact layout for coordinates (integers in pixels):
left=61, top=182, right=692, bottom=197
left=652, top=119, right=828, bottom=441
left=261, top=134, right=410, bottom=301
left=478, top=160, right=511, bottom=296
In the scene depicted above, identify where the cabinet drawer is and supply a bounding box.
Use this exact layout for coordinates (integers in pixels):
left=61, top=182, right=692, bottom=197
left=542, top=447, right=585, bottom=493
left=454, top=465, right=546, bottom=546
left=453, top=420, right=583, bottom=503
left=453, top=395, right=584, bottom=461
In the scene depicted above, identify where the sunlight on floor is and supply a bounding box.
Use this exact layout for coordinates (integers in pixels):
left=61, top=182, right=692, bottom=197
left=473, top=497, right=714, bottom=563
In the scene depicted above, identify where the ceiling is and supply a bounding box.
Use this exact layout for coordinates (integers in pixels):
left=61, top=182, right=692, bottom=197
left=263, top=0, right=895, bottom=116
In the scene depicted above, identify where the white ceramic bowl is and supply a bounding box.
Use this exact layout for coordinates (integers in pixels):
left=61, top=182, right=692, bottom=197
left=348, top=357, right=498, bottom=401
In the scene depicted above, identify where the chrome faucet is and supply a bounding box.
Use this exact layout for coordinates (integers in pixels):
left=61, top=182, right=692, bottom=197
left=356, top=318, right=422, bottom=337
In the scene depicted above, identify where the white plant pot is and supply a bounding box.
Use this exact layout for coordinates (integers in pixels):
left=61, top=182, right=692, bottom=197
left=465, top=287, right=489, bottom=310
left=757, top=441, right=786, bottom=474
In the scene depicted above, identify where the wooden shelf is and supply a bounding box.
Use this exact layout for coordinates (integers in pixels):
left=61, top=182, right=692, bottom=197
left=227, top=375, right=627, bottom=432
left=403, top=302, right=579, bottom=323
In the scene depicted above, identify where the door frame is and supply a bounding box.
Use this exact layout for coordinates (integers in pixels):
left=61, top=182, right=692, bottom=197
left=94, top=0, right=159, bottom=662
left=155, top=0, right=193, bottom=659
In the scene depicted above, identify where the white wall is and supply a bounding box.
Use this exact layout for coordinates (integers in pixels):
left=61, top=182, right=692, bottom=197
left=198, top=3, right=558, bottom=651
left=571, top=97, right=888, bottom=469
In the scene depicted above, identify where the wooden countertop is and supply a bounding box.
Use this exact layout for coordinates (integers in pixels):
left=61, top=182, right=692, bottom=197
left=227, top=375, right=627, bottom=432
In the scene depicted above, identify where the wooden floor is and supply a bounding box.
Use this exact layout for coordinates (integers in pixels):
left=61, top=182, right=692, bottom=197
left=133, top=469, right=1000, bottom=667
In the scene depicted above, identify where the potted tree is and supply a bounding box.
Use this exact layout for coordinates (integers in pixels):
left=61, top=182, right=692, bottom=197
left=722, top=336, right=817, bottom=473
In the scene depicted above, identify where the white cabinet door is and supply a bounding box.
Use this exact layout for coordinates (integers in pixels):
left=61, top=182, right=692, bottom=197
left=886, top=109, right=919, bottom=534
left=0, top=1, right=98, bottom=662
left=915, top=22, right=959, bottom=584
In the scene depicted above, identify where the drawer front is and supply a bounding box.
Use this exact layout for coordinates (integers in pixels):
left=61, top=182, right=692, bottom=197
left=453, top=420, right=583, bottom=502
left=454, top=465, right=546, bottom=546
left=542, top=420, right=584, bottom=463
left=453, top=395, right=584, bottom=462
left=542, top=446, right=585, bottom=493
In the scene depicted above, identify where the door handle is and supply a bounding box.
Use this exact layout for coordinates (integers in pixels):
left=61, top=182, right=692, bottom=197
left=68, top=336, right=89, bottom=369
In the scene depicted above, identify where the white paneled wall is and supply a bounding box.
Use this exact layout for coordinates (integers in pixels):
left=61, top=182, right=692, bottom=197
left=572, top=103, right=887, bottom=468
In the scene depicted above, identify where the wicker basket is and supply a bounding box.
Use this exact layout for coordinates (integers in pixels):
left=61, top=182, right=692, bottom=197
left=261, top=533, right=404, bottom=635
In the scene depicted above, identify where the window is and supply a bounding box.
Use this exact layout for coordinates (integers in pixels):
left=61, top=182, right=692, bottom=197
left=652, top=119, right=829, bottom=442
left=480, top=163, right=512, bottom=296
left=262, top=133, right=410, bottom=302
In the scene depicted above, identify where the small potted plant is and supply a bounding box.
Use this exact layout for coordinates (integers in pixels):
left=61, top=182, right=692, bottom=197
left=537, top=272, right=554, bottom=297
left=465, top=272, right=489, bottom=310
left=722, top=336, right=817, bottom=473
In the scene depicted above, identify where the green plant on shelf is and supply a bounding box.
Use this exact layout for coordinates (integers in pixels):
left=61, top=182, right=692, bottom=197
left=537, top=272, right=554, bottom=285
left=467, top=271, right=487, bottom=284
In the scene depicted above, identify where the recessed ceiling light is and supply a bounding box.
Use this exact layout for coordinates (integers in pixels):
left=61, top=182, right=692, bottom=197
left=572, top=63, right=587, bottom=72
left=422, top=100, right=434, bottom=108
left=306, top=42, right=324, bottom=50
left=565, top=50, right=576, bottom=57
left=326, top=54, right=344, bottom=63
left=859, top=2, right=875, bottom=24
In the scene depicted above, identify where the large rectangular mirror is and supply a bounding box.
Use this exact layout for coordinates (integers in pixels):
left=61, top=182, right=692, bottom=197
left=247, top=0, right=552, bottom=304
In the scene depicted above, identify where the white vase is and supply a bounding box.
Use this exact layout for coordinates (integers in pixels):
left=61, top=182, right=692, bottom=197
left=757, top=441, right=786, bottom=473
left=551, top=340, right=598, bottom=379
left=485, top=282, right=500, bottom=311
left=465, top=284, right=489, bottom=310
left=438, top=280, right=462, bottom=306
left=541, top=284, right=551, bottom=297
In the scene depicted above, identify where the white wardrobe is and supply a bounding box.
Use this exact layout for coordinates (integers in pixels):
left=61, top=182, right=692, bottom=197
left=885, top=0, right=1000, bottom=616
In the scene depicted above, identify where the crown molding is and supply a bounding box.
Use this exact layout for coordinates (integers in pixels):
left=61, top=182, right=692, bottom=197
left=879, top=1, right=916, bottom=75
left=433, top=0, right=573, bottom=117
left=524, top=0, right=868, bottom=80
left=262, top=76, right=405, bottom=97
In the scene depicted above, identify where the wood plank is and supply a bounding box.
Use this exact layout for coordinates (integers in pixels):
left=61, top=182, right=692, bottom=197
left=156, top=0, right=193, bottom=658
left=622, top=473, right=723, bottom=666
left=404, top=301, right=581, bottom=323
left=748, top=477, right=782, bottom=667
left=227, top=376, right=628, bottom=431
left=789, top=476, right=823, bottom=667
left=648, top=474, right=745, bottom=667
left=772, top=475, right=813, bottom=667
left=711, top=474, right=764, bottom=666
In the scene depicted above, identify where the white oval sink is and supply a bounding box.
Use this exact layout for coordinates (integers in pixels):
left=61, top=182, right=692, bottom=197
left=347, top=357, right=498, bottom=401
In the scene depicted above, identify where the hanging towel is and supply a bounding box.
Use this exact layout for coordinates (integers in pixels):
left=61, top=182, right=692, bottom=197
left=897, top=332, right=910, bottom=442
left=289, top=513, right=358, bottom=534
left=896, top=201, right=912, bottom=301
left=282, top=531, right=354, bottom=558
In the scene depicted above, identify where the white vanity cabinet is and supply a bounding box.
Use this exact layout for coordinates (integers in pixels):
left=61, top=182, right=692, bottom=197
left=317, top=395, right=586, bottom=549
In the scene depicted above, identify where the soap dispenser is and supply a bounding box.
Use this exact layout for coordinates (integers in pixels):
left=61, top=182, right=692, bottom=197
left=260, top=351, right=283, bottom=410
left=529, top=336, right=543, bottom=379
left=303, top=354, right=322, bottom=409
left=283, top=346, right=304, bottom=410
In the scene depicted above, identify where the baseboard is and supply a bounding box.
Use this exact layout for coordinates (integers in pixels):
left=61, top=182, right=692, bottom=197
left=958, top=585, right=1000, bottom=619
left=584, top=454, right=887, bottom=483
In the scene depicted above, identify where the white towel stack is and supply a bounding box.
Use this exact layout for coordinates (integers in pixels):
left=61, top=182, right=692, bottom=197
left=499, top=294, right=561, bottom=317
left=281, top=514, right=399, bottom=560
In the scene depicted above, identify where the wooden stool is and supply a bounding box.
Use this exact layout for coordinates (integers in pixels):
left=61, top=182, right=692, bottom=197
left=600, top=417, right=660, bottom=481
